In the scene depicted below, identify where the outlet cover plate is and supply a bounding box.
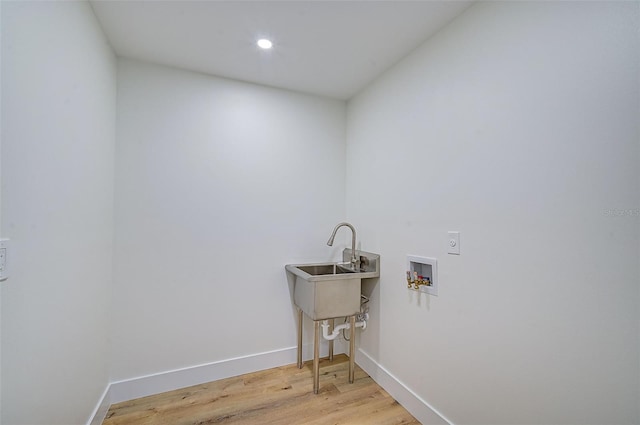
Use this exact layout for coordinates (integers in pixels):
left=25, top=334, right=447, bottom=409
left=448, top=231, right=460, bottom=255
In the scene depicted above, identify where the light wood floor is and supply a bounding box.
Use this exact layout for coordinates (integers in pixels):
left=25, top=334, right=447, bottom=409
left=103, top=354, right=420, bottom=425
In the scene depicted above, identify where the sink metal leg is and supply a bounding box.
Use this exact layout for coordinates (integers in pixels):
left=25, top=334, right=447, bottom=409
left=349, top=314, right=356, bottom=384
left=313, top=320, right=320, bottom=394
left=297, top=308, right=303, bottom=369
left=328, top=318, right=334, bottom=361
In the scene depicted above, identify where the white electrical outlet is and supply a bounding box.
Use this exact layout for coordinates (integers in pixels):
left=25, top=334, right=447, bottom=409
left=0, top=239, right=9, bottom=281
left=448, top=231, right=460, bottom=255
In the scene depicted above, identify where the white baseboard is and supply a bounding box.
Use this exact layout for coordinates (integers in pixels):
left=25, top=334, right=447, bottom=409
left=87, top=341, right=347, bottom=424
left=355, top=348, right=453, bottom=425
left=87, top=385, right=112, bottom=425
left=87, top=343, right=447, bottom=425
left=110, top=346, right=290, bottom=403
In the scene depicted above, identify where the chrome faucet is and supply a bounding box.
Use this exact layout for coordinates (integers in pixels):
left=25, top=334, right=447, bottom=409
left=327, top=222, right=358, bottom=270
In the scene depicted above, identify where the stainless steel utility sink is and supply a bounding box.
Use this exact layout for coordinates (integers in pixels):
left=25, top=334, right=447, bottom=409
left=286, top=249, right=380, bottom=321
left=286, top=223, right=380, bottom=395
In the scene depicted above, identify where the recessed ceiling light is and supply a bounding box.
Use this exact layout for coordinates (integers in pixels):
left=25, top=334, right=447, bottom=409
left=257, top=38, right=273, bottom=49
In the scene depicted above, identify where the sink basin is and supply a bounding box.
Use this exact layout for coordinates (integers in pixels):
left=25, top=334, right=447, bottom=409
left=286, top=249, right=380, bottom=320
left=295, top=263, right=355, bottom=276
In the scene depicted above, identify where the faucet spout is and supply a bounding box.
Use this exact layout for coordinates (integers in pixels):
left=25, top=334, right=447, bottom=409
left=327, top=222, right=358, bottom=270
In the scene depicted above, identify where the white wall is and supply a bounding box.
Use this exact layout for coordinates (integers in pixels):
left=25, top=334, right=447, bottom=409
left=2, top=2, right=638, bottom=424
left=0, top=2, right=3, bottom=419
left=1, top=2, right=116, bottom=424
left=346, top=2, right=639, bottom=424
left=112, top=59, right=346, bottom=381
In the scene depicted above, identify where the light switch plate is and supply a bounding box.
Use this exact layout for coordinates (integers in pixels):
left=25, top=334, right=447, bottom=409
left=0, top=239, right=9, bottom=281
left=448, top=231, right=460, bottom=255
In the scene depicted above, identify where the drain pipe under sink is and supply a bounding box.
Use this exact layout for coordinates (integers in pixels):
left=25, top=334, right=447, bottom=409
left=321, top=318, right=367, bottom=341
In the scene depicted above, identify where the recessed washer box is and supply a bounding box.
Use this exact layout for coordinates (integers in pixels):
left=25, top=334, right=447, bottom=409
left=407, top=255, right=438, bottom=296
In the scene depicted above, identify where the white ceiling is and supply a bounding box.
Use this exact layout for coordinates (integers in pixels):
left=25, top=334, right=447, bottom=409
left=90, top=1, right=473, bottom=100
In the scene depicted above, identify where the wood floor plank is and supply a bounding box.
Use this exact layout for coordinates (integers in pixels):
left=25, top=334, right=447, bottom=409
left=103, top=355, right=419, bottom=425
